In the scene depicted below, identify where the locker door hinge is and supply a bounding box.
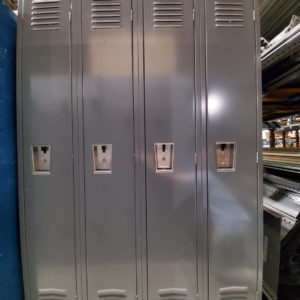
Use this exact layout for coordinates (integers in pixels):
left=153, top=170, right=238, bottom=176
left=194, top=153, right=198, bottom=165
left=69, top=10, right=72, bottom=22
left=133, top=153, right=136, bottom=165
left=255, top=291, right=259, bottom=300
left=253, top=9, right=256, bottom=21
left=193, top=9, right=195, bottom=21
left=131, top=9, right=133, bottom=21
left=256, top=152, right=259, bottom=163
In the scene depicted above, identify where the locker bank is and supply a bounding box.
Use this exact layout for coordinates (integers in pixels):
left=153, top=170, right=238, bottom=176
left=17, top=0, right=262, bottom=299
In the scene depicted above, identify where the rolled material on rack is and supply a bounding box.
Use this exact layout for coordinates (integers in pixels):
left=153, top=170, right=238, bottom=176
left=263, top=148, right=300, bottom=171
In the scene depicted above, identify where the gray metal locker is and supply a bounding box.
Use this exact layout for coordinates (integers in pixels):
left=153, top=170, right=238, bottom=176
left=143, top=0, right=197, bottom=299
left=17, top=0, right=262, bottom=299
left=17, top=0, right=76, bottom=299
left=81, top=0, right=137, bottom=299
left=205, top=0, right=261, bottom=299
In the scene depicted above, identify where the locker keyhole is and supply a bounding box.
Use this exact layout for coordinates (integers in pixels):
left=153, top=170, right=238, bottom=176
left=154, top=143, right=174, bottom=172
left=41, top=146, right=49, bottom=154
left=93, top=144, right=112, bottom=174
left=216, top=142, right=236, bottom=172
left=32, top=145, right=51, bottom=174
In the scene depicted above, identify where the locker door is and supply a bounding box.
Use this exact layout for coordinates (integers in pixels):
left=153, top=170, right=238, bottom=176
left=143, top=0, right=197, bottom=299
left=81, top=0, right=136, bottom=299
left=20, top=0, right=76, bottom=299
left=205, top=0, right=259, bottom=299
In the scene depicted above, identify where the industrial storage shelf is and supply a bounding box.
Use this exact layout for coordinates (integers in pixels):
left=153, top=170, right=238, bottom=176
left=262, top=23, right=300, bottom=71
left=263, top=173, right=300, bottom=300
left=261, top=3, right=300, bottom=300
left=261, top=18, right=300, bottom=120
left=263, top=148, right=300, bottom=173
left=260, top=0, right=300, bottom=40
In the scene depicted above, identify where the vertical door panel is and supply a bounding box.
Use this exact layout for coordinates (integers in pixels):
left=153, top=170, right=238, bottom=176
left=143, top=0, right=197, bottom=299
left=205, top=0, right=258, bottom=299
left=21, top=0, right=76, bottom=299
left=81, top=0, right=136, bottom=299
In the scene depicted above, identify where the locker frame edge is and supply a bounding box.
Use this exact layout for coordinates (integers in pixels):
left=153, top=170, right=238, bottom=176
left=17, top=0, right=30, bottom=299
left=195, top=0, right=209, bottom=299
left=70, top=0, right=86, bottom=299
left=132, top=0, right=149, bottom=299
left=254, top=0, right=264, bottom=298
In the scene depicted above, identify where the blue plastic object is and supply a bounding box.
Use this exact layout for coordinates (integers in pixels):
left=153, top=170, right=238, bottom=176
left=0, top=1, right=23, bottom=300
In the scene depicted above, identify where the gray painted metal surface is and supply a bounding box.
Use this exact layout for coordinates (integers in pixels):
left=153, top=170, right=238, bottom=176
left=144, top=0, right=197, bottom=299
left=205, top=0, right=259, bottom=299
left=18, top=0, right=76, bottom=299
left=81, top=0, right=136, bottom=298
left=17, top=0, right=262, bottom=299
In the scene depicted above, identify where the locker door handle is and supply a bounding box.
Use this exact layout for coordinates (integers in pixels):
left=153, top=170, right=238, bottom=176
left=38, top=289, right=67, bottom=297
left=97, top=289, right=127, bottom=297
left=219, top=286, right=248, bottom=295
left=158, top=288, right=188, bottom=297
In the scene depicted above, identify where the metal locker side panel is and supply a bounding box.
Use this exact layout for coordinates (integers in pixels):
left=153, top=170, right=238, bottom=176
left=19, top=0, right=76, bottom=299
left=143, top=0, right=197, bottom=299
left=205, top=0, right=259, bottom=299
left=81, top=0, right=136, bottom=299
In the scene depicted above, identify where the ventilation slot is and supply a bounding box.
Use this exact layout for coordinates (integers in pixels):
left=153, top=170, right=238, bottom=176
left=215, top=0, right=245, bottom=28
left=219, top=286, right=248, bottom=299
left=31, top=0, right=61, bottom=31
left=91, top=0, right=121, bottom=29
left=38, top=288, right=67, bottom=299
left=153, top=1, right=184, bottom=28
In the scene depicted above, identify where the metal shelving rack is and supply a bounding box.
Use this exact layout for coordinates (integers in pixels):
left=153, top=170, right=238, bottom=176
left=261, top=2, right=300, bottom=300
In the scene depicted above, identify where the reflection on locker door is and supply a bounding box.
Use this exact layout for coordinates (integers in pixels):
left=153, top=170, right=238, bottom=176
left=144, top=0, right=197, bottom=299
left=82, top=0, right=136, bottom=298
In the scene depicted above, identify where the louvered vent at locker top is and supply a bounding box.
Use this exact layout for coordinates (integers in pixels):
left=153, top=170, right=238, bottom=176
left=215, top=0, right=245, bottom=28
left=91, top=0, right=121, bottom=29
left=31, top=0, right=61, bottom=31
left=153, top=0, right=184, bottom=28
